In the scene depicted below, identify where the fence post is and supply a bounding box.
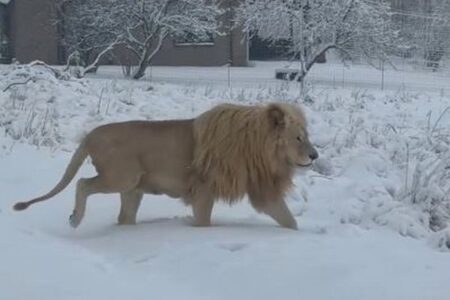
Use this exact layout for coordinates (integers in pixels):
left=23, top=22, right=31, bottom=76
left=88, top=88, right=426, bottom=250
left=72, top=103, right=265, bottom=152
left=149, top=64, right=153, bottom=83
left=227, top=61, right=231, bottom=89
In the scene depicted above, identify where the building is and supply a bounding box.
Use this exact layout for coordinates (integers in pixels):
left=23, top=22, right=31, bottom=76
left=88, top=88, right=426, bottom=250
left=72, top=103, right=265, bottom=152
left=0, top=0, right=248, bottom=66
left=2, top=0, right=60, bottom=64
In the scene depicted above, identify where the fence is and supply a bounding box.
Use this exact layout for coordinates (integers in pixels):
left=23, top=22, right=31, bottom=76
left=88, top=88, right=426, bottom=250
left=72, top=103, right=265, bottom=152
left=93, top=4, right=450, bottom=95
left=96, top=55, right=450, bottom=97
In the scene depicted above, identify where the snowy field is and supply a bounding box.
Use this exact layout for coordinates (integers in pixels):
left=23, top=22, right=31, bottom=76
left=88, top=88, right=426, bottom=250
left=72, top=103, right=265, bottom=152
left=96, top=60, right=450, bottom=94
left=1, top=62, right=450, bottom=299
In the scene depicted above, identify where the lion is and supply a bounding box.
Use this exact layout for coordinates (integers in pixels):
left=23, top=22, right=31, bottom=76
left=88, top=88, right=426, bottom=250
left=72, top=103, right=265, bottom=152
left=13, top=102, right=318, bottom=230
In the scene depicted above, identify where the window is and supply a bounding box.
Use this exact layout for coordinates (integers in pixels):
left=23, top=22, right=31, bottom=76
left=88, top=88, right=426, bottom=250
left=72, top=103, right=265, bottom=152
left=174, top=32, right=214, bottom=46
left=0, top=4, right=10, bottom=63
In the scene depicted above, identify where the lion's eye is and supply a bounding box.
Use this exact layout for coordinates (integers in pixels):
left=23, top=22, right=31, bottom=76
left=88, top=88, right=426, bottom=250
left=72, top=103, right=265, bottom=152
left=296, top=136, right=302, bottom=142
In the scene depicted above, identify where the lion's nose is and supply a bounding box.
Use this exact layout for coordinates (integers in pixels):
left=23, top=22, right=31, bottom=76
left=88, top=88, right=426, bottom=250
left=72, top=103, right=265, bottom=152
left=309, top=150, right=318, bottom=160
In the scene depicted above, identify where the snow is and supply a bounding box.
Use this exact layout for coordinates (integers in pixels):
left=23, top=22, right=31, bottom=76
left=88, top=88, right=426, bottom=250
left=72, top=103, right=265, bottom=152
left=1, top=62, right=450, bottom=299
left=94, top=59, right=450, bottom=93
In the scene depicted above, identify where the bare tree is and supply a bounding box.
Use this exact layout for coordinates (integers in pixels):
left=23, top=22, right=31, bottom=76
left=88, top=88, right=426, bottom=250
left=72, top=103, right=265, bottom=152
left=59, top=0, right=223, bottom=79
left=56, top=0, right=121, bottom=77
left=236, top=0, right=397, bottom=82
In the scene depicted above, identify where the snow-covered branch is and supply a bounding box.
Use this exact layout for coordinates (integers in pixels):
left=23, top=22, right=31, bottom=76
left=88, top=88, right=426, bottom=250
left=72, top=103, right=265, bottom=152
left=59, top=0, right=223, bottom=79
left=236, top=0, right=398, bottom=82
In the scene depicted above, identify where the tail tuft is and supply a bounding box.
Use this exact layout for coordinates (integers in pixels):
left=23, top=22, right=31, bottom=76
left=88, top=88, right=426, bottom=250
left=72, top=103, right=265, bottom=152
left=13, top=202, right=30, bottom=211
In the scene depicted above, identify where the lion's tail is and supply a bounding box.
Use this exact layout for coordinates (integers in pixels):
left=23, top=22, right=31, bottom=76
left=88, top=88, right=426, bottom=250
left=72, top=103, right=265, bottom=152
left=13, top=140, right=88, bottom=211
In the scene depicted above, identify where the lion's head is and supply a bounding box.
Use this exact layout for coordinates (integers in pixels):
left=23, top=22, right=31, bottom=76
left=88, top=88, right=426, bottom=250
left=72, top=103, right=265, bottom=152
left=192, top=102, right=318, bottom=201
left=267, top=103, right=318, bottom=168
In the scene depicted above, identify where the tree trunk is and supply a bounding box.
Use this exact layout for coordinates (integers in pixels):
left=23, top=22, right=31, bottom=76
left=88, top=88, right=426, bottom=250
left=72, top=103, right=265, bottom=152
left=316, top=52, right=326, bottom=63
left=84, top=65, right=98, bottom=74
left=132, top=44, right=152, bottom=80
left=295, top=44, right=335, bottom=83
left=131, top=32, right=166, bottom=80
left=132, top=61, right=148, bottom=79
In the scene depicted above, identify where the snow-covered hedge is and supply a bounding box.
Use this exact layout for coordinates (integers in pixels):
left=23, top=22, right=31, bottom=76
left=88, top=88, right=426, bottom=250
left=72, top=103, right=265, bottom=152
left=305, top=89, right=450, bottom=250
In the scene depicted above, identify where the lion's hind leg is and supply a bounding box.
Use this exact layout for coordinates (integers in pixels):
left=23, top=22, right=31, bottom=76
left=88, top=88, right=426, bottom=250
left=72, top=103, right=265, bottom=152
left=69, top=169, right=143, bottom=228
left=69, top=176, right=102, bottom=228
left=118, top=189, right=143, bottom=225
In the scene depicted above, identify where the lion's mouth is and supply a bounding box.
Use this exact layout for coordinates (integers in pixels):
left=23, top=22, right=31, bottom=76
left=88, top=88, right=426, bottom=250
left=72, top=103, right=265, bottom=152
left=296, top=163, right=312, bottom=168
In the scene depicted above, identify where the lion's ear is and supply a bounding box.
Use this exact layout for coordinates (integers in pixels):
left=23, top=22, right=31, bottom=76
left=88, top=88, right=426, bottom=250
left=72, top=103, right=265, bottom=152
left=267, top=105, right=286, bottom=129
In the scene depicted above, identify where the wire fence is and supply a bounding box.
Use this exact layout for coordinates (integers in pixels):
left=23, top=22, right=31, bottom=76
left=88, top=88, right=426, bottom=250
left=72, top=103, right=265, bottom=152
left=92, top=4, right=450, bottom=96
left=95, top=59, right=450, bottom=98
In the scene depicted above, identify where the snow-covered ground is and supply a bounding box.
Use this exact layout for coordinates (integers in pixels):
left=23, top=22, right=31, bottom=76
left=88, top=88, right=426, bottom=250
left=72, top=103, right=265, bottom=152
left=1, top=63, right=450, bottom=299
left=95, top=60, right=450, bottom=94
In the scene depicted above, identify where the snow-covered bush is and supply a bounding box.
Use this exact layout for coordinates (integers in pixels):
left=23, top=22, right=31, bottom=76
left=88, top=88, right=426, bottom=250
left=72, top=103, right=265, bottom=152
left=310, top=88, right=450, bottom=249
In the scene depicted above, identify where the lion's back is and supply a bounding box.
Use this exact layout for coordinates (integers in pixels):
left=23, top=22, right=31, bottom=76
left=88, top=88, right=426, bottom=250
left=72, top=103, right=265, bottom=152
left=86, top=120, right=195, bottom=184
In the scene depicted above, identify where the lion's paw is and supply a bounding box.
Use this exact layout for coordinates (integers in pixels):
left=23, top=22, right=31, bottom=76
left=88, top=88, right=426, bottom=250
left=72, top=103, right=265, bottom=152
left=69, top=213, right=81, bottom=228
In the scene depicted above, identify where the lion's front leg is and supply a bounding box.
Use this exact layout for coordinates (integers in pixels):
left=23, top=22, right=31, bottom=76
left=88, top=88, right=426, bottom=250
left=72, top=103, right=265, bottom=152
left=260, top=199, right=298, bottom=230
left=248, top=189, right=298, bottom=230
left=190, top=186, right=214, bottom=227
left=192, top=198, right=214, bottom=226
